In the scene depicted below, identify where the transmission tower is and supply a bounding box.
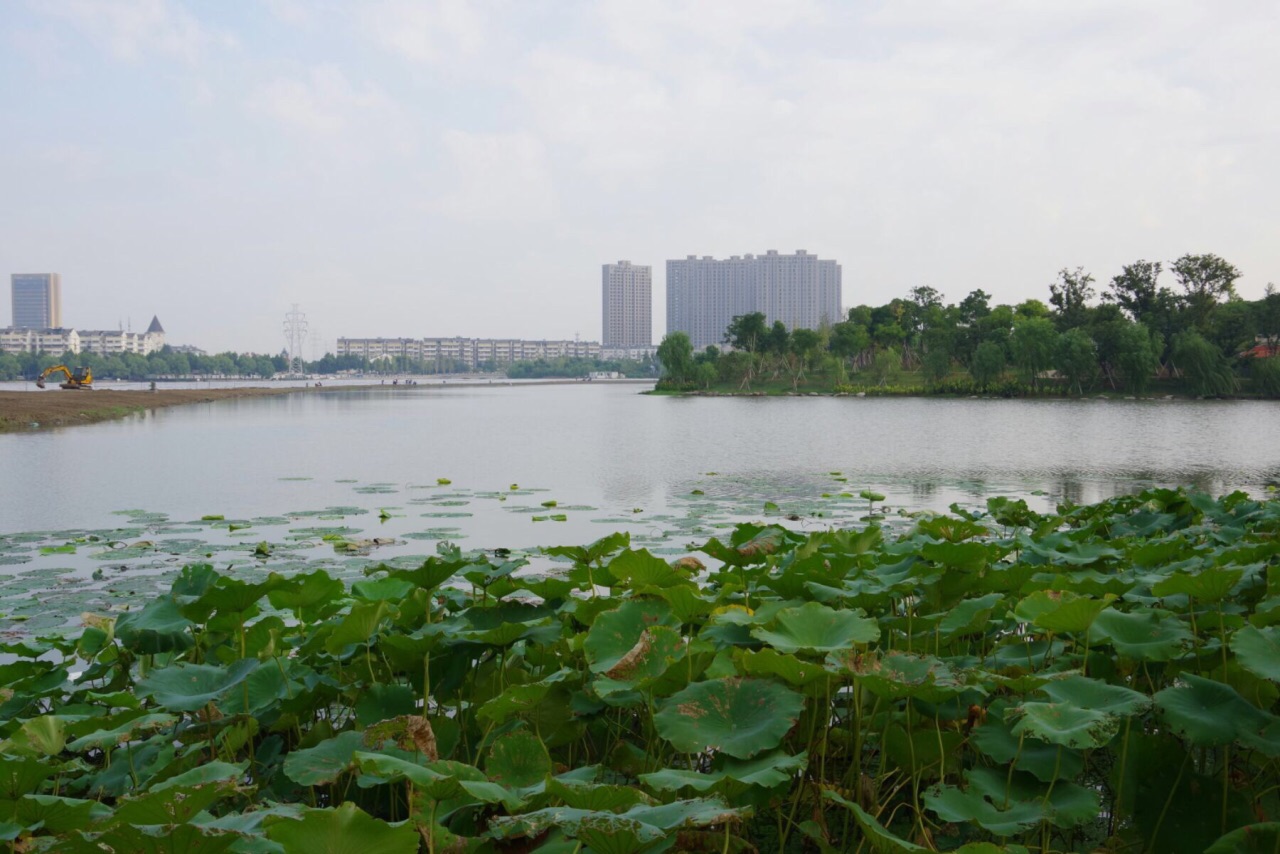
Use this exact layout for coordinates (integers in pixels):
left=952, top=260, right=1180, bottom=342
left=283, top=304, right=309, bottom=374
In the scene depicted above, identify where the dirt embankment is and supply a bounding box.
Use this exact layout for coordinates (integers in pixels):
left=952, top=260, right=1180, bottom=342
left=0, top=387, right=313, bottom=432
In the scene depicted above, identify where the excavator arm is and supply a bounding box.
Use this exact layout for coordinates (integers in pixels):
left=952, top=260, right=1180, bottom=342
left=36, top=365, right=93, bottom=389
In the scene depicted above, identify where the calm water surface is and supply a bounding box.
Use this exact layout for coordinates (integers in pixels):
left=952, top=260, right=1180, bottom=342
left=2, top=384, right=1278, bottom=632
left=2, top=383, right=1277, bottom=541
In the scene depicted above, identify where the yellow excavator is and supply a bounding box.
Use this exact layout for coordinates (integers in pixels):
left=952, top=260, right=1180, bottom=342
left=36, top=365, right=94, bottom=389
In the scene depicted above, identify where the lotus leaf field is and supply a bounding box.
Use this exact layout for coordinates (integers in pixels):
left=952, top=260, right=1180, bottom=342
left=3, top=488, right=1280, bottom=852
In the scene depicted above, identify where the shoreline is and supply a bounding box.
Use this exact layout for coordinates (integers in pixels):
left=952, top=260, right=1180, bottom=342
left=0, top=378, right=656, bottom=432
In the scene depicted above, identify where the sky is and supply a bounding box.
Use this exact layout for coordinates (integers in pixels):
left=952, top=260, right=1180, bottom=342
left=2, top=0, right=1278, bottom=355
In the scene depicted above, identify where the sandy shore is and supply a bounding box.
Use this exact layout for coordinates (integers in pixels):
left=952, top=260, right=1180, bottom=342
left=0, top=387, right=311, bottom=432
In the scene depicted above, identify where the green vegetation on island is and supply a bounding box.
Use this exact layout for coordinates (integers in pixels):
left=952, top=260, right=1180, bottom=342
left=657, top=253, right=1280, bottom=397
left=0, top=348, right=656, bottom=383
left=2, top=488, right=1279, bottom=851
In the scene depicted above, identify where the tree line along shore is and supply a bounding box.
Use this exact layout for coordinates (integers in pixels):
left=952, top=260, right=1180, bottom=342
left=655, top=253, right=1280, bottom=397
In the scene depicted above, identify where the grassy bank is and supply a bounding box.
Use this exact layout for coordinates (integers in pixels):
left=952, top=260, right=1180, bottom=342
left=0, top=387, right=314, bottom=432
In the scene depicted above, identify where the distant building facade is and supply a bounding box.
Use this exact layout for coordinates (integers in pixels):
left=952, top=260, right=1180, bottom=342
left=602, top=261, right=652, bottom=349
left=10, top=274, right=62, bottom=329
left=1, top=315, right=165, bottom=356
left=337, top=336, right=601, bottom=370
left=666, top=250, right=842, bottom=350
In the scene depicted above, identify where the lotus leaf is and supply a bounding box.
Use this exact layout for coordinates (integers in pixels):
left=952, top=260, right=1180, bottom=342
left=486, top=729, right=552, bottom=789
left=1088, top=607, right=1193, bottom=661
left=113, top=782, right=237, bottom=826
left=136, top=658, right=259, bottom=712
left=585, top=600, right=677, bottom=674
left=1154, top=674, right=1280, bottom=753
left=1013, top=590, right=1113, bottom=633
left=544, top=777, right=656, bottom=812
left=750, top=601, right=879, bottom=654
left=1230, top=625, right=1280, bottom=682
left=1206, top=823, right=1280, bottom=853
left=640, top=749, right=807, bottom=793
left=283, top=731, right=366, bottom=786
left=265, top=802, right=419, bottom=854
left=572, top=814, right=668, bottom=854
left=654, top=677, right=803, bottom=759
left=1009, top=701, right=1118, bottom=749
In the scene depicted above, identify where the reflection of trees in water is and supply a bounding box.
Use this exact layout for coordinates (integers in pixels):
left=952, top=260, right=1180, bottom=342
left=1054, top=478, right=1084, bottom=507
left=910, top=481, right=938, bottom=502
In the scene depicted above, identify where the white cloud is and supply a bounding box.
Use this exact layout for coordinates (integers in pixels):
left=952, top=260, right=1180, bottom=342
left=33, top=0, right=235, bottom=63
left=248, top=65, right=411, bottom=150
left=427, top=130, right=558, bottom=223
left=361, top=0, right=489, bottom=65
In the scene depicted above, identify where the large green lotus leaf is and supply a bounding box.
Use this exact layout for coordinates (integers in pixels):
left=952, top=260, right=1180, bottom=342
left=1231, top=626, right=1280, bottom=682
left=920, top=540, right=991, bottom=571
left=830, top=651, right=971, bottom=702
left=640, top=750, right=807, bottom=793
left=266, top=570, right=346, bottom=622
left=1009, top=702, right=1118, bottom=749
left=883, top=726, right=963, bottom=778
left=1155, top=674, right=1280, bottom=753
left=11, top=715, right=65, bottom=756
left=923, top=783, right=1043, bottom=836
left=545, top=778, right=656, bottom=812
left=187, top=575, right=288, bottom=621
left=594, top=626, right=683, bottom=689
left=477, top=669, right=575, bottom=725
left=750, top=602, right=879, bottom=654
left=114, top=597, right=195, bottom=654
left=585, top=600, right=677, bottom=674
left=1088, top=608, right=1193, bottom=661
left=283, top=731, right=366, bottom=786
left=971, top=704, right=1083, bottom=782
left=624, top=797, right=750, bottom=829
left=654, top=677, right=803, bottom=759
left=1206, top=823, right=1280, bottom=853
left=149, top=761, right=247, bottom=791
left=113, top=782, right=236, bottom=826
left=1013, top=591, right=1113, bottom=634
left=352, top=754, right=494, bottom=802
left=350, top=577, right=415, bottom=602
left=5, top=794, right=111, bottom=833
left=1019, top=534, right=1120, bottom=566
left=1151, top=567, right=1244, bottom=603
left=87, top=822, right=239, bottom=853
left=573, top=814, right=667, bottom=854
left=937, top=593, right=1005, bottom=640
left=324, top=600, right=394, bottom=653
left=733, top=648, right=829, bottom=687
left=65, top=712, right=177, bottom=752
left=934, top=766, right=1098, bottom=832
left=265, top=802, right=420, bottom=854
left=1037, top=674, right=1151, bottom=716
left=355, top=683, right=417, bottom=727
left=822, top=790, right=929, bottom=853
left=486, top=730, right=552, bottom=789
left=136, top=658, right=259, bottom=713
left=607, top=549, right=693, bottom=589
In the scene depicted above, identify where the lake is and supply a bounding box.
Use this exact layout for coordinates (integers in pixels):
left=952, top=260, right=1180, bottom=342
left=1, top=384, right=1277, bottom=632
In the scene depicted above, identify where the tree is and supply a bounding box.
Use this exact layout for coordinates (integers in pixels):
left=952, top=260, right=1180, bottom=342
left=1110, top=321, right=1160, bottom=394
left=1009, top=317, right=1058, bottom=391
left=970, top=341, right=1006, bottom=391
left=1171, top=253, right=1241, bottom=332
left=788, top=328, right=822, bottom=391
left=829, top=320, right=870, bottom=370
left=1251, top=357, right=1280, bottom=399
left=1048, top=267, right=1096, bottom=331
left=724, top=313, right=768, bottom=354
left=1170, top=330, right=1236, bottom=397
left=865, top=347, right=902, bottom=387
left=1106, top=260, right=1164, bottom=325
left=656, top=332, right=695, bottom=387
left=1055, top=328, right=1097, bottom=395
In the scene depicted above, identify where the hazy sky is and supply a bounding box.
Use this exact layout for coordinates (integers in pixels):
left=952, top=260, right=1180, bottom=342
left=2, top=1, right=1277, bottom=354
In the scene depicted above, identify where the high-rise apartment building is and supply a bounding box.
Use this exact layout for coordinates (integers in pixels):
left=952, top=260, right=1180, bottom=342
left=10, top=273, right=62, bottom=329
left=666, top=250, right=841, bottom=349
left=601, top=261, right=652, bottom=349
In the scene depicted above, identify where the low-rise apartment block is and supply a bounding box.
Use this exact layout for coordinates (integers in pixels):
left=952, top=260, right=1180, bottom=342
left=337, top=336, right=602, bottom=370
